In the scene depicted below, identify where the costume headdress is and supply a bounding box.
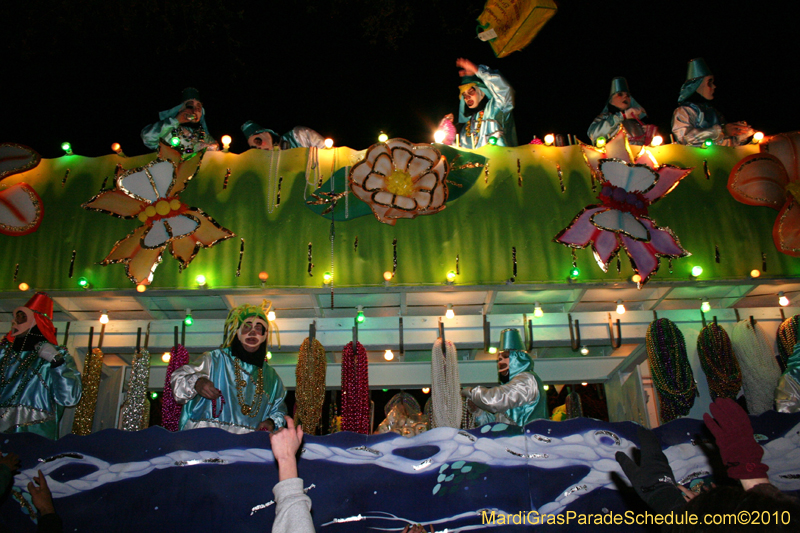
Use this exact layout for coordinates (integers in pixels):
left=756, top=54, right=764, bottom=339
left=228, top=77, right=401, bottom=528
left=221, top=300, right=279, bottom=349
left=5, top=292, right=57, bottom=345
left=241, top=121, right=280, bottom=142
left=678, top=58, right=713, bottom=102
left=602, top=77, right=646, bottom=118
left=157, top=87, right=210, bottom=132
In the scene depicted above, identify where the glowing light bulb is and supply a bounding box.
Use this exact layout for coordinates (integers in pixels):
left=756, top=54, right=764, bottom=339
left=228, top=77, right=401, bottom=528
left=433, top=130, right=446, bottom=144
left=580, top=346, right=589, bottom=355
left=570, top=266, right=580, bottom=278
left=616, top=300, right=626, bottom=315
left=691, top=265, right=703, bottom=277
left=378, top=132, right=389, bottom=143
left=184, top=309, right=193, bottom=326
left=446, top=270, right=456, bottom=283
left=445, top=304, right=455, bottom=319
left=632, top=274, right=642, bottom=284
left=221, top=135, right=232, bottom=151
left=488, top=347, right=497, bottom=354
left=543, top=384, right=549, bottom=391
left=150, top=391, right=159, bottom=400
left=267, top=351, right=273, bottom=360
left=162, top=352, right=171, bottom=363
left=488, top=136, right=498, bottom=145
left=651, top=135, right=663, bottom=147
left=383, top=271, right=393, bottom=281
left=136, top=283, right=147, bottom=293
left=581, top=382, right=588, bottom=386
left=534, top=303, right=543, bottom=318
left=323, top=272, right=333, bottom=284
left=595, top=136, right=606, bottom=148
left=384, top=349, right=394, bottom=361
left=99, top=311, right=109, bottom=324
left=704, top=139, right=713, bottom=147
left=78, top=277, right=89, bottom=288
left=701, top=300, right=711, bottom=313
left=267, top=310, right=276, bottom=322
left=544, top=134, right=555, bottom=146
left=170, top=136, right=181, bottom=147
left=18, top=282, right=29, bottom=291
left=779, top=292, right=790, bottom=307
left=356, top=306, right=365, bottom=323
left=750, top=269, right=761, bottom=278
left=111, top=143, right=125, bottom=156
left=324, top=138, right=334, bottom=149
left=61, top=142, right=73, bottom=155
left=258, top=271, right=269, bottom=281
left=195, top=274, right=207, bottom=287
left=422, top=387, right=430, bottom=394
left=753, top=132, right=764, bottom=143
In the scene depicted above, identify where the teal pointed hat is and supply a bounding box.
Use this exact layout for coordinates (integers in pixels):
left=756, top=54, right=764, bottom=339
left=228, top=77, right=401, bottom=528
left=678, top=58, right=712, bottom=102
left=609, top=77, right=629, bottom=97
left=499, top=328, right=525, bottom=351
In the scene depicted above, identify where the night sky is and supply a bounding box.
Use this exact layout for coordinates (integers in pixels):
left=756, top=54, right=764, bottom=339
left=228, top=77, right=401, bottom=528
left=2, top=1, right=798, bottom=158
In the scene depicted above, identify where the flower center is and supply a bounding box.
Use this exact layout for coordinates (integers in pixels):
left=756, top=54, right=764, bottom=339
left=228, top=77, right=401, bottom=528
left=385, top=168, right=415, bottom=197
left=787, top=183, right=800, bottom=204
left=598, top=183, right=649, bottom=217
left=137, top=197, right=187, bottom=223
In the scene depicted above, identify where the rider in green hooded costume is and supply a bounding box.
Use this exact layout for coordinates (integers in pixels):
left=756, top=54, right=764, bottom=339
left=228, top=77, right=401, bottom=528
left=462, top=328, right=547, bottom=427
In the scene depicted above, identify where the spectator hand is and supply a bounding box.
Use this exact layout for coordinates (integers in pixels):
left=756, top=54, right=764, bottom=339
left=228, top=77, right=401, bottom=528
left=270, top=416, right=303, bottom=481
left=703, top=398, right=768, bottom=480
left=195, top=377, right=221, bottom=400
left=456, top=58, right=478, bottom=77
left=0, top=452, right=20, bottom=474
left=27, top=470, right=56, bottom=516
left=615, top=427, right=685, bottom=514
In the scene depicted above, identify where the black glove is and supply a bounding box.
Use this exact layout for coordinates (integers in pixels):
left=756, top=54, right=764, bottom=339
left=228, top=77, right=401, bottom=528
left=615, top=427, right=685, bottom=514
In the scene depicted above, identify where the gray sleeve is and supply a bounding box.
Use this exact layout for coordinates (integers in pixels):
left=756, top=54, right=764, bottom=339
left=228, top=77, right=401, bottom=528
left=272, top=478, right=315, bottom=533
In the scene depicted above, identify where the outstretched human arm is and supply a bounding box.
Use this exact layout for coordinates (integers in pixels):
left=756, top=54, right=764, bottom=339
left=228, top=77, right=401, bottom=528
left=170, top=353, right=216, bottom=404
left=271, top=417, right=315, bottom=533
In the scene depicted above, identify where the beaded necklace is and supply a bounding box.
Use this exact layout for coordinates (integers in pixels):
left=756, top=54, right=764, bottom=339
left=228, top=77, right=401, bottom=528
left=646, top=318, right=697, bottom=423
left=697, top=323, right=741, bottom=400
left=295, top=337, right=327, bottom=434
left=233, top=357, right=264, bottom=417
left=731, top=320, right=782, bottom=415
left=777, top=315, right=799, bottom=368
left=72, top=348, right=104, bottom=435
left=465, top=111, right=484, bottom=147
left=430, top=338, right=462, bottom=429
left=120, top=349, right=151, bottom=431
left=341, top=341, right=370, bottom=434
left=161, top=344, right=190, bottom=432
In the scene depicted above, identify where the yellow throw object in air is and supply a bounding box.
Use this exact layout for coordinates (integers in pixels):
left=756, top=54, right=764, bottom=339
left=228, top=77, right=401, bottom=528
left=477, top=0, right=558, bottom=58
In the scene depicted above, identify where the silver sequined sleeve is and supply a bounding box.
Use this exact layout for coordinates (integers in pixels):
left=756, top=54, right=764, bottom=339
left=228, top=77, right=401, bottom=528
left=170, top=353, right=212, bottom=404
left=775, top=373, right=800, bottom=414
left=467, top=372, right=539, bottom=415
left=671, top=106, right=727, bottom=146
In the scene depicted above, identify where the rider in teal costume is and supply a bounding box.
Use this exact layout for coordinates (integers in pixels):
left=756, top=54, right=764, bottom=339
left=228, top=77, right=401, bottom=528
left=462, top=328, right=547, bottom=427
left=454, top=58, right=517, bottom=149
left=241, top=121, right=326, bottom=150
left=171, top=301, right=287, bottom=434
left=588, top=77, right=653, bottom=146
left=141, top=87, right=219, bottom=157
left=0, top=293, right=82, bottom=439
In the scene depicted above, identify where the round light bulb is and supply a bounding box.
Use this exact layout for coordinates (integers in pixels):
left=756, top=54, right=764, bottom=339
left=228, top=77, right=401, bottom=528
left=221, top=135, right=232, bottom=147
left=267, top=311, right=276, bottom=322
left=488, top=136, right=498, bottom=145
left=446, top=270, right=456, bottom=283
left=162, top=352, right=171, bottom=363
left=544, top=134, right=555, bottom=146
left=195, top=274, right=207, bottom=286
left=488, top=347, right=497, bottom=354
left=570, top=266, right=580, bottom=278
left=779, top=292, right=790, bottom=307
left=383, top=271, right=393, bottom=281
left=78, top=277, right=89, bottom=288
left=534, top=303, right=543, bottom=318
left=650, top=135, right=663, bottom=147
left=704, top=139, right=713, bottom=147
left=581, top=382, right=588, bottom=386
left=184, top=314, right=193, bottom=326
left=100, top=312, right=109, bottom=324
left=258, top=271, right=269, bottom=281
left=750, top=269, right=761, bottom=278
left=701, top=300, right=711, bottom=313
left=632, top=274, right=642, bottom=284
left=150, top=391, right=159, bottom=400
left=323, top=272, right=332, bottom=284
left=580, top=346, right=589, bottom=355
left=753, top=131, right=764, bottom=143
left=136, top=283, right=147, bottom=293
left=433, top=130, right=446, bottom=144
left=111, top=143, right=122, bottom=153
left=324, top=138, right=334, bottom=149
left=543, top=384, right=549, bottom=391
left=422, top=387, right=430, bottom=394
left=18, top=282, right=29, bottom=291
left=378, top=132, right=389, bottom=143
left=595, top=136, right=606, bottom=148
left=61, top=142, right=72, bottom=153
left=267, top=351, right=273, bottom=360
left=445, top=304, right=455, bottom=319
left=616, top=300, right=626, bottom=315
left=691, top=266, right=703, bottom=277
left=384, top=349, right=394, bottom=361
left=170, top=136, right=181, bottom=147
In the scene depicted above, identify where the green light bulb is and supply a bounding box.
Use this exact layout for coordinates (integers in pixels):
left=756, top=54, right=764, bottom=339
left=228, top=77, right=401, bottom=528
left=356, top=311, right=365, bottom=323
left=704, top=139, right=713, bottom=147
left=78, top=277, right=88, bottom=288
left=692, top=265, right=703, bottom=277
left=170, top=136, right=181, bottom=147
left=184, top=315, right=193, bottom=326
left=488, top=136, right=497, bottom=145
left=61, top=142, right=71, bottom=152
left=701, top=301, right=711, bottom=313
left=570, top=266, right=580, bottom=278
left=150, top=391, right=158, bottom=400
left=596, top=136, right=606, bottom=148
